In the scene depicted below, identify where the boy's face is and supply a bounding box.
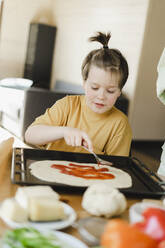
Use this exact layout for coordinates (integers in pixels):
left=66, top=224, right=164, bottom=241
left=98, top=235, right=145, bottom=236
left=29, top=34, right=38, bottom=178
left=83, top=65, right=121, bottom=114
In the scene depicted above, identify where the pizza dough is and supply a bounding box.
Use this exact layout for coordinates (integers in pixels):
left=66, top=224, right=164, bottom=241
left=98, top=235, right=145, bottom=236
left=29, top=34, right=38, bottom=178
left=29, top=160, right=132, bottom=188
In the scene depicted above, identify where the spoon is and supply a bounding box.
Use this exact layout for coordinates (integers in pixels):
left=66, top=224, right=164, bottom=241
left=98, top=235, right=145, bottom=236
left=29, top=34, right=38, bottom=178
left=72, top=217, right=108, bottom=246
left=82, top=146, right=113, bottom=167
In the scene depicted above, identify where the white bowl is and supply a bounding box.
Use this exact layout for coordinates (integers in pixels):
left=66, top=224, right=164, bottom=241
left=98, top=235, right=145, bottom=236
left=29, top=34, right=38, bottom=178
left=129, top=202, right=165, bottom=224
left=0, top=78, right=33, bottom=89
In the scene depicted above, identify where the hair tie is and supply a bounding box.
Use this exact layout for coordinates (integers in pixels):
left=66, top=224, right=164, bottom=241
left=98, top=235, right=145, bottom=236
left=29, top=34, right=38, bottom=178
left=103, top=45, right=109, bottom=49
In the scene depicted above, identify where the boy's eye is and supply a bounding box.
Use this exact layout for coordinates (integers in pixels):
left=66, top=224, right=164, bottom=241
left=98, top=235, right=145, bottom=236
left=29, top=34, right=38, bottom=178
left=91, top=87, right=98, bottom=90
left=107, top=90, right=115, bottom=94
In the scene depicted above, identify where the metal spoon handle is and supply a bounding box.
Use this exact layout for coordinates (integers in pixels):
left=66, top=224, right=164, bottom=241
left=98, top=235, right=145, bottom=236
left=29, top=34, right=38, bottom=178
left=82, top=146, right=113, bottom=166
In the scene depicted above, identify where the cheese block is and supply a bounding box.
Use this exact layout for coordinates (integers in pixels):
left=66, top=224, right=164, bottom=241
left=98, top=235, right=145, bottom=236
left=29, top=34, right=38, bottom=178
left=29, top=196, right=66, bottom=221
left=15, top=186, right=59, bottom=209
left=0, top=198, right=28, bottom=222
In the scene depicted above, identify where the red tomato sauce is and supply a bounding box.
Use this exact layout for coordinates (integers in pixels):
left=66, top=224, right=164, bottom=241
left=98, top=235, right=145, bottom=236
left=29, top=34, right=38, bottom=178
left=51, top=162, right=115, bottom=179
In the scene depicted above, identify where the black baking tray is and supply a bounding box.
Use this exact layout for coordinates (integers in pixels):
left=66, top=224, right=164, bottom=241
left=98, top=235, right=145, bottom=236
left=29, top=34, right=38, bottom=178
left=11, top=148, right=165, bottom=198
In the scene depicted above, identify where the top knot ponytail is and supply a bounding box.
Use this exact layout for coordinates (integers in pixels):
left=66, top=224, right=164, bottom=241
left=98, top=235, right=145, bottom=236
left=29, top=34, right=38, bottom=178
left=81, top=31, right=129, bottom=89
left=89, top=32, right=111, bottom=49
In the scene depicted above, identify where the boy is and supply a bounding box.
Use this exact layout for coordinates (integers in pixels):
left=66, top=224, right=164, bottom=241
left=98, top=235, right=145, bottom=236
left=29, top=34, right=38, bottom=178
left=25, top=32, right=132, bottom=156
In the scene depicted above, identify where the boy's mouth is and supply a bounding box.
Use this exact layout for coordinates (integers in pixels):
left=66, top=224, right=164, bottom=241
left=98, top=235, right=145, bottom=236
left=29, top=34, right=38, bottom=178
left=95, top=103, right=105, bottom=108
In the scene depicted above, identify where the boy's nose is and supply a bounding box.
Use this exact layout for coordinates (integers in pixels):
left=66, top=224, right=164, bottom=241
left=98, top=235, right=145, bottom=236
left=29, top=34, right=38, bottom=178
left=97, top=89, right=105, bottom=99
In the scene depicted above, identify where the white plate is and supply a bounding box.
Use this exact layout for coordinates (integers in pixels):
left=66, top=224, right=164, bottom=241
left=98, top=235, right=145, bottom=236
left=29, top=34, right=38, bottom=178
left=2, top=230, right=88, bottom=248
left=129, top=202, right=165, bottom=224
left=0, top=201, right=77, bottom=230
left=54, top=231, right=88, bottom=248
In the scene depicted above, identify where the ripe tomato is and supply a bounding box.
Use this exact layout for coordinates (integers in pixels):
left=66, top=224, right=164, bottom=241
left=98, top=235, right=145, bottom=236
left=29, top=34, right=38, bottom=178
left=134, top=207, right=165, bottom=243
left=101, top=219, right=157, bottom=248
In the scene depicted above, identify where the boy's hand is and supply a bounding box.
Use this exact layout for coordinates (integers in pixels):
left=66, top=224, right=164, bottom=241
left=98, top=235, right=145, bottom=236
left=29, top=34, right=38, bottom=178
left=63, top=127, right=93, bottom=151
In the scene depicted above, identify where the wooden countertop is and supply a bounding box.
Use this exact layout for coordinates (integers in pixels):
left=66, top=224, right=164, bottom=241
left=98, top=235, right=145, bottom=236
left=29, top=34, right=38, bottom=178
left=0, top=127, right=159, bottom=245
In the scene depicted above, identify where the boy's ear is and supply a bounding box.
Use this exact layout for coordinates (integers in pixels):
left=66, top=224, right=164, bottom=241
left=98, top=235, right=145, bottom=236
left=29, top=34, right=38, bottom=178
left=82, top=80, right=86, bottom=88
left=117, top=90, right=121, bottom=98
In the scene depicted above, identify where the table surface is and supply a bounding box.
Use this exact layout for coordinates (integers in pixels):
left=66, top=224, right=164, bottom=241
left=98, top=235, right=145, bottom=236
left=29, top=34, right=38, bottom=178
left=0, top=127, right=161, bottom=246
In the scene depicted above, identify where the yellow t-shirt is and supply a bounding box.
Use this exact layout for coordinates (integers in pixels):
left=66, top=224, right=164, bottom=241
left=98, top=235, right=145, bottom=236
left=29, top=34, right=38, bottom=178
left=31, top=95, right=132, bottom=156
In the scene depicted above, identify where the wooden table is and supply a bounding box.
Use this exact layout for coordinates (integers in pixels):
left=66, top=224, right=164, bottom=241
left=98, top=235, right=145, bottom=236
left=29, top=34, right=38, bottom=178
left=0, top=128, right=153, bottom=245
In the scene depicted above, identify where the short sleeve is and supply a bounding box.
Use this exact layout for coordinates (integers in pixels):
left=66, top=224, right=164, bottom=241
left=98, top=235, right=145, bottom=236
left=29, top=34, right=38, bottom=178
left=105, top=120, right=132, bottom=156
left=30, top=96, right=69, bottom=127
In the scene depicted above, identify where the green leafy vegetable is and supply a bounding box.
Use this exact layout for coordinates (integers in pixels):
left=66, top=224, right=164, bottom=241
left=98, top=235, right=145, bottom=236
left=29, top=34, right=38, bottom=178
left=3, top=227, right=61, bottom=248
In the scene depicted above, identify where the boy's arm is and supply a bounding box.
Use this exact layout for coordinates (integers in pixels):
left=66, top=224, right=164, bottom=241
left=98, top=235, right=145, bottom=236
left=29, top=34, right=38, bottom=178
left=25, top=125, right=93, bottom=151
left=25, top=125, right=65, bottom=145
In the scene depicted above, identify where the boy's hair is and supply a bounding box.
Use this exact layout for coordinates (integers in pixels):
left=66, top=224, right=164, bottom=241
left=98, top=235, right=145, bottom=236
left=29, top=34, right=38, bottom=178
left=81, top=32, right=129, bottom=89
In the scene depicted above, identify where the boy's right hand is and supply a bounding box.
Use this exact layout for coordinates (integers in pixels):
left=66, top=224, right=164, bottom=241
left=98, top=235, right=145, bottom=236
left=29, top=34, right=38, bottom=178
left=63, top=127, right=93, bottom=151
